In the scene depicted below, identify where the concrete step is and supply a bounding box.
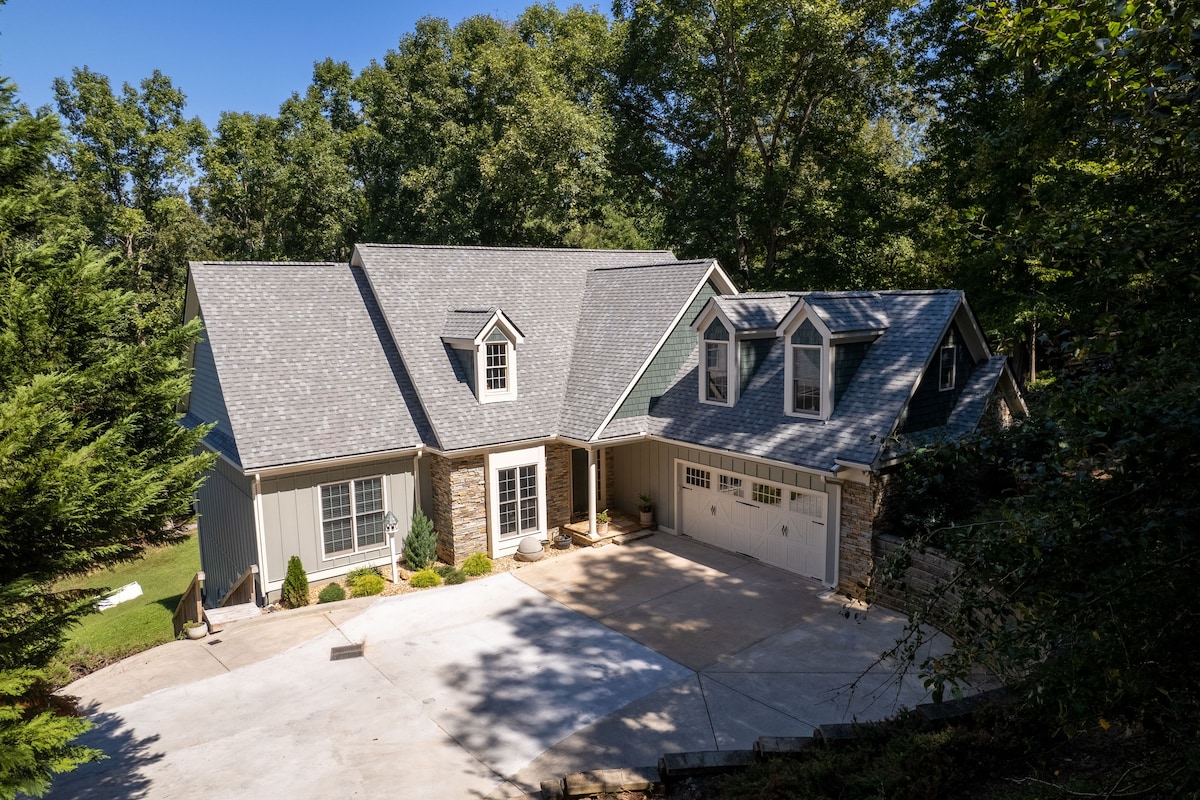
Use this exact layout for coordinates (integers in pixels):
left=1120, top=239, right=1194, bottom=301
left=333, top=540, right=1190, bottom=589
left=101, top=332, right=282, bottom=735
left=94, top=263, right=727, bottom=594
left=204, top=602, right=262, bottom=632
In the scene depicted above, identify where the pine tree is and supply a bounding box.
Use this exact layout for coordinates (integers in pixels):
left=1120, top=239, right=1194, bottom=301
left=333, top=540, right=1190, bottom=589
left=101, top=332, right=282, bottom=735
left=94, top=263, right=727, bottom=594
left=0, top=77, right=213, bottom=798
left=280, top=556, right=309, bottom=608
left=403, top=508, right=438, bottom=571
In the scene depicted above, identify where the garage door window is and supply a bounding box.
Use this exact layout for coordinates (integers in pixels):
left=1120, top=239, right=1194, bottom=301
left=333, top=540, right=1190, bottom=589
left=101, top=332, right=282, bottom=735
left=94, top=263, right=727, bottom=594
left=719, top=474, right=744, bottom=497
left=685, top=466, right=711, bottom=489
left=752, top=483, right=782, bottom=505
left=790, top=490, right=823, bottom=517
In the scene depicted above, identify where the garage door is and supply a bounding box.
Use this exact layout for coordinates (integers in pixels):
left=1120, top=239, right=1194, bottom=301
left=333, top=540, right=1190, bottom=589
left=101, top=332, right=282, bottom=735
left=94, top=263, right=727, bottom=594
left=679, top=463, right=827, bottom=582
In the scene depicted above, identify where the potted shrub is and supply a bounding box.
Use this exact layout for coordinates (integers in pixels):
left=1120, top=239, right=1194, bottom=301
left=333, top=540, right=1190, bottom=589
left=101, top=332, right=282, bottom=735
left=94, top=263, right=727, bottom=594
left=183, top=620, right=207, bottom=640
left=596, top=508, right=610, bottom=536
left=638, top=494, right=654, bottom=528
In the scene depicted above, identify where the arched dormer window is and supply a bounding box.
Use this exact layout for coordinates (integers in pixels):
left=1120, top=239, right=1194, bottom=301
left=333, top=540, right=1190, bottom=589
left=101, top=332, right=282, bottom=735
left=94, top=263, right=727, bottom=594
left=702, top=319, right=732, bottom=405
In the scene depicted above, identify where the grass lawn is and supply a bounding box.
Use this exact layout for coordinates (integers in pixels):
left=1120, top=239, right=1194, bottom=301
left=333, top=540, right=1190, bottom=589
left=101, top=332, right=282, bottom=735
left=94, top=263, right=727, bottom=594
left=52, top=533, right=200, bottom=682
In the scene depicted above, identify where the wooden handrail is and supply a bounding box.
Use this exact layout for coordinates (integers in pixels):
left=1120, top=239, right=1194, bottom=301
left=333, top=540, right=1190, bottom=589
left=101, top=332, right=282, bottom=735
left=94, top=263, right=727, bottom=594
left=172, top=571, right=205, bottom=638
left=220, top=564, right=259, bottom=608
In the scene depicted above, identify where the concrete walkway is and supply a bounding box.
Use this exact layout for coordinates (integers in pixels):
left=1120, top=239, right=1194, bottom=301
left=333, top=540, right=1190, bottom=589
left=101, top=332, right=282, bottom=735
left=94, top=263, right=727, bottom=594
left=49, top=534, right=951, bottom=799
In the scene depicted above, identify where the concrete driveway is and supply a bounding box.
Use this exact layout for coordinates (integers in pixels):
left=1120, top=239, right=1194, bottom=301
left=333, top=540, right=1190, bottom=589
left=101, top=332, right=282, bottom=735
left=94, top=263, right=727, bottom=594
left=49, top=534, right=950, bottom=799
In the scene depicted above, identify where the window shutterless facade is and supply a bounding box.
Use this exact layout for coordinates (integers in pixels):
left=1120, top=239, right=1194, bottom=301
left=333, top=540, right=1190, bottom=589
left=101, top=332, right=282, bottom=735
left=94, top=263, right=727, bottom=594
left=791, top=345, right=822, bottom=414
left=320, top=476, right=386, bottom=558
left=485, top=341, right=509, bottom=391
left=497, top=464, right=538, bottom=537
left=939, top=341, right=956, bottom=391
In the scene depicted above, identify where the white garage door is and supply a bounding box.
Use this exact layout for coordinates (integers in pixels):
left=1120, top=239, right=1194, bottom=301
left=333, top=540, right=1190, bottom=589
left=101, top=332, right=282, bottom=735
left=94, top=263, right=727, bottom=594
left=679, top=463, right=827, bottom=582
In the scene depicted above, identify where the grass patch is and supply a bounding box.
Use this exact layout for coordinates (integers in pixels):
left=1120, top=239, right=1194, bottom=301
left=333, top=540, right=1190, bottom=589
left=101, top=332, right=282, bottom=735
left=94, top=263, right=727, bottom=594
left=52, top=533, right=201, bottom=682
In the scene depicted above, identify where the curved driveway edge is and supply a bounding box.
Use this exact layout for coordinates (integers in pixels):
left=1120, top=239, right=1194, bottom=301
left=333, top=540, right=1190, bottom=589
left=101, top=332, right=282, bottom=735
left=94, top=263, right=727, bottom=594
left=48, top=534, right=951, bottom=799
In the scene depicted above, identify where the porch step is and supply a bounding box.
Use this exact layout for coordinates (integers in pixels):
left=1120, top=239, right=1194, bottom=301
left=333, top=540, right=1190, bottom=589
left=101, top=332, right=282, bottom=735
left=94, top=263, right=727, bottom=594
left=203, top=602, right=262, bottom=632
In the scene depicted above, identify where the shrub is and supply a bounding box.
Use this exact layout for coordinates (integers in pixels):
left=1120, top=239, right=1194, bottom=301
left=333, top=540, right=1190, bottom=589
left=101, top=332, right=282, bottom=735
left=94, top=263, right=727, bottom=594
left=404, top=507, right=438, bottom=570
left=317, top=583, right=346, bottom=604
left=409, top=568, right=441, bottom=588
left=461, top=552, right=493, bottom=577
left=281, top=555, right=309, bottom=608
left=436, top=565, right=465, bottom=585
left=350, top=573, right=385, bottom=597
left=345, top=566, right=380, bottom=584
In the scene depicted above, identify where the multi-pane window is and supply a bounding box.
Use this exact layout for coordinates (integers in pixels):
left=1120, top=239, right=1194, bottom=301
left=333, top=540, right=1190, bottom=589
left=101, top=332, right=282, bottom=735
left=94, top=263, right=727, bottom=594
left=792, top=345, right=821, bottom=414
left=790, top=490, right=823, bottom=518
left=752, top=482, right=782, bottom=505
left=703, top=320, right=730, bottom=403
left=685, top=466, right=711, bottom=489
left=939, top=341, right=956, bottom=391
left=498, top=464, right=538, bottom=537
left=485, top=342, right=509, bottom=391
left=718, top=474, right=744, bottom=497
left=321, top=477, right=386, bottom=558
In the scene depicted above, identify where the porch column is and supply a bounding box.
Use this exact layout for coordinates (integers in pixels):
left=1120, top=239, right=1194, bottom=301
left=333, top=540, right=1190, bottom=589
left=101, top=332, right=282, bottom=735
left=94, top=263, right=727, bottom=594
left=587, top=447, right=598, bottom=538
left=599, top=447, right=607, bottom=509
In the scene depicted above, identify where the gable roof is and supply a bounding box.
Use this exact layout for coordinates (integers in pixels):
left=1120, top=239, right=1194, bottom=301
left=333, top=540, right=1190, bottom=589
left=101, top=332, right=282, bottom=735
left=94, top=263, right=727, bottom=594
left=603, top=290, right=972, bottom=472
left=186, top=261, right=426, bottom=471
left=353, top=244, right=684, bottom=451
left=710, top=293, right=798, bottom=332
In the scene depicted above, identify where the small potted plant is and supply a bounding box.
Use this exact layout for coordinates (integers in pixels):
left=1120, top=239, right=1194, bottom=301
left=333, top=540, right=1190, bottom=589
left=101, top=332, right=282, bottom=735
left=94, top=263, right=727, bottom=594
left=183, top=619, right=207, bottom=640
left=638, top=494, right=654, bottom=528
left=596, top=508, right=610, bottom=536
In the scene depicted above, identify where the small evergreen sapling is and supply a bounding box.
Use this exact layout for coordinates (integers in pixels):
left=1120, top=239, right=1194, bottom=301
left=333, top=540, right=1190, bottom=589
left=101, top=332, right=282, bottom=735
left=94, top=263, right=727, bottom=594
left=317, top=583, right=345, bottom=604
left=281, top=555, right=309, bottom=608
left=404, top=508, right=438, bottom=570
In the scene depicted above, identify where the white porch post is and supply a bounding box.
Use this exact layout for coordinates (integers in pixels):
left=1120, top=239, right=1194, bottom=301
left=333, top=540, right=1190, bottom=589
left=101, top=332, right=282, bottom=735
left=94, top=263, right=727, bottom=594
left=587, top=448, right=598, bottom=538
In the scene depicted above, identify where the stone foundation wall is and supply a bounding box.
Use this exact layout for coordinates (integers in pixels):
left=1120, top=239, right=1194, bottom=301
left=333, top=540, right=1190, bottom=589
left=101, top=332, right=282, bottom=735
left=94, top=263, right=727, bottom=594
left=837, top=480, right=878, bottom=597
left=873, top=533, right=967, bottom=629
left=429, top=452, right=486, bottom=566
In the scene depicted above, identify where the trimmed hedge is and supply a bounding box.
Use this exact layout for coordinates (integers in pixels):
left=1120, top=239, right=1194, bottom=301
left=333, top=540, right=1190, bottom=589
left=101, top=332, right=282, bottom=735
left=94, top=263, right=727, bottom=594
left=409, top=568, right=441, bottom=588
left=317, top=583, right=346, bottom=604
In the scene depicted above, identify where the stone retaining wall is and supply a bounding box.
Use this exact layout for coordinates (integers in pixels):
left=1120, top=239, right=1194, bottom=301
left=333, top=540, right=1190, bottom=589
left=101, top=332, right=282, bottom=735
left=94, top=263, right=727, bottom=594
left=872, top=532, right=963, bottom=623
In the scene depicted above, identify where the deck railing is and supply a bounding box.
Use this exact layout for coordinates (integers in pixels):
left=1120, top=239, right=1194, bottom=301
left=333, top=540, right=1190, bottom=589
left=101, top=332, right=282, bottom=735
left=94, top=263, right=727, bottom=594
left=172, top=571, right=205, bottom=638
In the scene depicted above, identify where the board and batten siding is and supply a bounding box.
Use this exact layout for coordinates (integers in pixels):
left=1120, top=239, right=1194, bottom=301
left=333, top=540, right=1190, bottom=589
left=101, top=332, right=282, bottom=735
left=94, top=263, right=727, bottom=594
left=258, top=457, right=416, bottom=591
left=195, top=455, right=257, bottom=603
left=611, top=440, right=824, bottom=531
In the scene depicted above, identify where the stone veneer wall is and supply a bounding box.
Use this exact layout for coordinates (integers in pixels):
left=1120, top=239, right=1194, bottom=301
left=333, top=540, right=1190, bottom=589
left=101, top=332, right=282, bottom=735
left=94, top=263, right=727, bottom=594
left=838, top=477, right=885, bottom=597
left=545, top=442, right=572, bottom=536
left=873, top=533, right=963, bottom=623
left=429, top=452, right=486, bottom=566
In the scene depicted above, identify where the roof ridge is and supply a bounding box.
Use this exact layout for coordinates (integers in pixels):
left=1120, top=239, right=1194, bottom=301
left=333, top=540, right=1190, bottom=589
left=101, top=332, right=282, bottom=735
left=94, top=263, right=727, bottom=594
left=591, top=259, right=708, bottom=272
left=192, top=261, right=348, bottom=267
left=357, top=243, right=676, bottom=255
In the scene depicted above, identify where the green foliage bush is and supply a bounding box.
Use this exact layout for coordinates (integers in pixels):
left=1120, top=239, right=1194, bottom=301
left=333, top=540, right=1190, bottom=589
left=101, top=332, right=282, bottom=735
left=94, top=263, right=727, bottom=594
left=350, top=573, right=385, bottom=597
left=436, top=565, right=465, bottom=585
left=317, top=583, right=345, bottom=604
left=345, top=566, right=380, bottom=584
left=461, top=552, right=492, bottom=577
left=281, top=555, right=309, bottom=608
left=404, top=508, right=438, bottom=570
left=409, top=568, right=441, bottom=589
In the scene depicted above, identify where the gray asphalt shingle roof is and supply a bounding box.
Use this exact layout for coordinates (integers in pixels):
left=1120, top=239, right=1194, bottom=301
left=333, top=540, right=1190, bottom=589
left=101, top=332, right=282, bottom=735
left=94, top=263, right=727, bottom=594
left=187, top=261, right=425, bottom=470
left=604, top=290, right=968, bottom=473
left=712, top=293, right=798, bottom=331
left=803, top=292, right=890, bottom=334
left=355, top=244, right=682, bottom=451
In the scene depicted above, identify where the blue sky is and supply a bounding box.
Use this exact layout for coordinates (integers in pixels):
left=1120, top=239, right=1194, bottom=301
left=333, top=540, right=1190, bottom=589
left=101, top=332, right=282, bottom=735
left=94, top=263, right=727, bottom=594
left=0, top=0, right=570, bottom=127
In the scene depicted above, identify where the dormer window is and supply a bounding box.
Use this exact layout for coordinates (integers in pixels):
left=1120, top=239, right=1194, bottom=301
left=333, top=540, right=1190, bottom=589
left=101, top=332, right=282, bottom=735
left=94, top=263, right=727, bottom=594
left=702, top=319, right=733, bottom=405
left=485, top=335, right=510, bottom=393
left=786, top=318, right=827, bottom=418
left=441, top=308, right=524, bottom=404
left=938, top=339, right=956, bottom=391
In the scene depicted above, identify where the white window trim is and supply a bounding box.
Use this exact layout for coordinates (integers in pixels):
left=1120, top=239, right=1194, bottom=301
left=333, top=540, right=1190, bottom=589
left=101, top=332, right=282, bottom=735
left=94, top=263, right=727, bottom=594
left=782, top=316, right=833, bottom=420
left=317, top=475, right=389, bottom=561
left=698, top=322, right=736, bottom=407
left=939, top=341, right=957, bottom=392
left=476, top=334, right=517, bottom=403
left=486, top=445, right=547, bottom=558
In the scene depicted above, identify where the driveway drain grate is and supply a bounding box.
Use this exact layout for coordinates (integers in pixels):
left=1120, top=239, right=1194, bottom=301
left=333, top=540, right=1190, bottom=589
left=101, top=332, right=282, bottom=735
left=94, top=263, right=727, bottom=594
left=330, top=644, right=364, bottom=661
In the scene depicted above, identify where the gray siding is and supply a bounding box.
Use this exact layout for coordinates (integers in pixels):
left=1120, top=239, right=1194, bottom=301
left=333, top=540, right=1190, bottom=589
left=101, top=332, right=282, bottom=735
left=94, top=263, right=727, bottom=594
left=613, top=281, right=720, bottom=420
left=897, top=322, right=978, bottom=434
left=189, top=320, right=237, bottom=459
left=195, top=455, right=257, bottom=604
left=259, top=457, right=416, bottom=591
left=611, top=440, right=823, bottom=531
left=832, top=341, right=871, bottom=404
left=739, top=338, right=774, bottom=394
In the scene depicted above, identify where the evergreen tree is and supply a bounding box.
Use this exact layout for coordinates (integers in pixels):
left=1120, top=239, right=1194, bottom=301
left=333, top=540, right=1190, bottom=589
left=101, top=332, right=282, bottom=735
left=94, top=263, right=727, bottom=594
left=280, top=556, right=309, bottom=609
left=0, top=78, right=213, bottom=798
